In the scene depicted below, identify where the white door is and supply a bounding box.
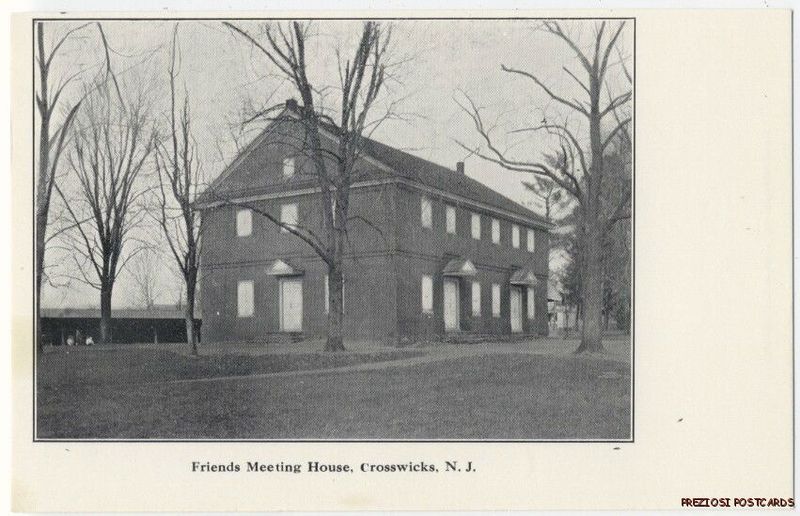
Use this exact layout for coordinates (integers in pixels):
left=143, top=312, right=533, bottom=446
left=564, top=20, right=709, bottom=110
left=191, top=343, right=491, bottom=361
left=280, top=279, right=303, bottom=332
left=443, top=279, right=460, bottom=331
left=510, top=287, right=522, bottom=333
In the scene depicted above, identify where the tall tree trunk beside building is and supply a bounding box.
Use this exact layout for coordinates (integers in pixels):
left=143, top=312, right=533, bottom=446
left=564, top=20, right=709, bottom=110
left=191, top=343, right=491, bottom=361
left=184, top=266, right=198, bottom=354
left=153, top=24, right=203, bottom=356
left=99, top=280, right=113, bottom=344
left=222, top=21, right=393, bottom=352
left=458, top=20, right=631, bottom=353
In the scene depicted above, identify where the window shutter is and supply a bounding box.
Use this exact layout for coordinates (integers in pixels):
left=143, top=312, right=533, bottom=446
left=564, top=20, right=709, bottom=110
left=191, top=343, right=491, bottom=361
left=280, top=203, right=298, bottom=232
left=421, top=196, right=433, bottom=228
left=471, top=213, right=481, bottom=239
left=236, top=209, right=252, bottom=237
left=237, top=280, right=254, bottom=317
left=282, top=157, right=295, bottom=177
left=471, top=281, right=481, bottom=316
left=421, top=275, right=434, bottom=312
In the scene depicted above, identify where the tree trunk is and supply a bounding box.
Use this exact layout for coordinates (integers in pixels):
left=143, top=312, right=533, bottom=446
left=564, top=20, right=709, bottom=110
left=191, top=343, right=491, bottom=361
left=35, top=108, right=50, bottom=355
left=185, top=275, right=198, bottom=356
left=99, top=284, right=113, bottom=344
left=35, top=230, right=45, bottom=353
left=325, top=265, right=345, bottom=352
left=575, top=75, right=607, bottom=354
left=576, top=220, right=604, bottom=353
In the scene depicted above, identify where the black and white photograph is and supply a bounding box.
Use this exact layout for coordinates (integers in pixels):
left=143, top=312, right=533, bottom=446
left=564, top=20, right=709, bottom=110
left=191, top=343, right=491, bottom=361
left=32, top=17, right=633, bottom=441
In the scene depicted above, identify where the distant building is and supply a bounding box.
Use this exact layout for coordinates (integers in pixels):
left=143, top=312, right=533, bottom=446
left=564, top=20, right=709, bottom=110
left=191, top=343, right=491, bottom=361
left=40, top=306, right=201, bottom=345
left=196, top=101, right=552, bottom=344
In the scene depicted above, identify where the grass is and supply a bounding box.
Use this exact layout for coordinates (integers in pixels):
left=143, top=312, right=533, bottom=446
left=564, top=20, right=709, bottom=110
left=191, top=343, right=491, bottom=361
left=37, top=349, right=631, bottom=440
left=37, top=347, right=423, bottom=387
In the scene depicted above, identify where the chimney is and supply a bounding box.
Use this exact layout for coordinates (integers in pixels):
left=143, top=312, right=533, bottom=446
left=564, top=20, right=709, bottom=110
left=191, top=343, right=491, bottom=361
left=456, top=161, right=465, bottom=174
left=285, top=98, right=298, bottom=111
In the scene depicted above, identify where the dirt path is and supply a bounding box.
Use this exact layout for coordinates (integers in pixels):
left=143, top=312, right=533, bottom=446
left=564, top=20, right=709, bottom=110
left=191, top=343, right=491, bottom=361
left=161, top=338, right=630, bottom=386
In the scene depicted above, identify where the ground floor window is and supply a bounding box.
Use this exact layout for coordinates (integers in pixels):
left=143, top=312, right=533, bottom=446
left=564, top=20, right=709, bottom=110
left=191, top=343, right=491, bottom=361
left=421, top=275, right=434, bottom=313
left=237, top=280, right=254, bottom=317
left=471, top=281, right=481, bottom=316
left=491, top=283, right=501, bottom=317
left=527, top=287, right=536, bottom=320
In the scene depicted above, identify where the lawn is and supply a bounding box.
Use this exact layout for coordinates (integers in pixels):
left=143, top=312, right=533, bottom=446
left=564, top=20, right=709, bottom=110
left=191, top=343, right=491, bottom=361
left=37, top=347, right=423, bottom=386
left=36, top=349, right=631, bottom=440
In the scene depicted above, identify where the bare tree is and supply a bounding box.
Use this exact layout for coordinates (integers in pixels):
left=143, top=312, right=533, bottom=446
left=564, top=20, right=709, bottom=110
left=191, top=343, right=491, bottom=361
left=55, top=82, right=155, bottom=344
left=457, top=21, right=631, bottom=353
left=129, top=248, right=163, bottom=309
left=152, top=24, right=203, bottom=355
left=219, top=21, right=392, bottom=352
left=523, top=176, right=566, bottom=223
left=34, top=21, right=94, bottom=348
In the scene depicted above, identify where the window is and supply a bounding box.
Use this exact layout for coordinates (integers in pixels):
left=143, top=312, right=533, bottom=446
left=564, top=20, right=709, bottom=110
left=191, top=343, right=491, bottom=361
left=527, top=229, right=535, bottom=252
left=471, top=281, right=481, bottom=316
left=237, top=280, right=254, bottom=317
left=420, top=196, right=432, bottom=228
left=446, top=205, right=456, bottom=234
left=421, top=275, right=434, bottom=313
left=282, top=156, right=295, bottom=177
left=491, top=218, right=500, bottom=244
left=512, top=224, right=520, bottom=248
left=236, top=209, right=252, bottom=237
left=491, top=283, right=501, bottom=317
left=471, top=213, right=481, bottom=240
left=527, top=287, right=536, bottom=320
left=280, top=203, right=298, bottom=233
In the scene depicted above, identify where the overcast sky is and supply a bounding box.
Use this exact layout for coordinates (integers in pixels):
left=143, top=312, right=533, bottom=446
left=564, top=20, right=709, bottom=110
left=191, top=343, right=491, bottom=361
left=39, top=18, right=633, bottom=308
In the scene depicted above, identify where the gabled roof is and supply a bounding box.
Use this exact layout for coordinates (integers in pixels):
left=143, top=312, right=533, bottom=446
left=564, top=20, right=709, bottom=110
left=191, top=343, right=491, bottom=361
left=509, top=268, right=539, bottom=286
left=200, top=104, right=552, bottom=229
left=265, top=259, right=304, bottom=276
left=442, top=258, right=478, bottom=277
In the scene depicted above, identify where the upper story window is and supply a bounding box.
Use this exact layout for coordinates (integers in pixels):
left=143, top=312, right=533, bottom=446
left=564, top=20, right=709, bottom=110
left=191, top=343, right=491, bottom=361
left=491, top=218, right=500, bottom=244
left=445, top=205, right=456, bottom=234
left=421, top=275, right=434, bottom=313
left=471, top=281, right=481, bottom=316
left=280, top=203, right=298, bottom=233
left=282, top=156, right=295, bottom=178
left=471, top=213, right=481, bottom=240
left=237, top=280, right=254, bottom=318
left=420, top=196, right=433, bottom=229
left=512, top=224, right=520, bottom=248
left=491, top=283, right=501, bottom=317
left=527, top=229, right=536, bottom=252
left=236, top=209, right=252, bottom=237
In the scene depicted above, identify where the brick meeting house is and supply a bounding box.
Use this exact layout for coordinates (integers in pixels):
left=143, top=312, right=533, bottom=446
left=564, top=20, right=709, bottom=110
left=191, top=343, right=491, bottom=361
left=196, top=101, right=552, bottom=345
